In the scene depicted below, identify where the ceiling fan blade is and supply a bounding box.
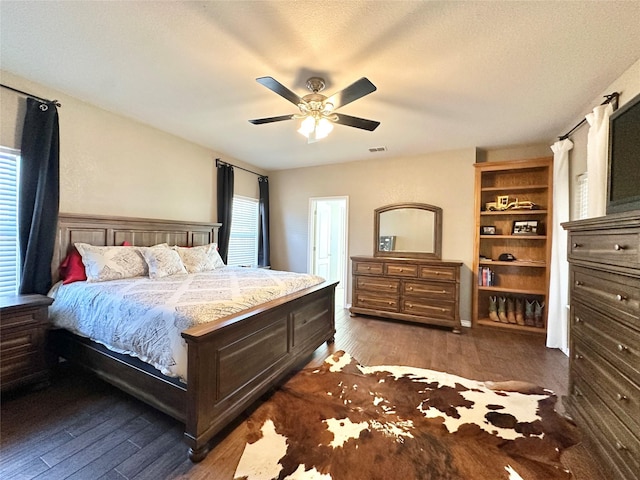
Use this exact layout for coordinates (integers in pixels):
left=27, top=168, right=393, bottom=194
left=334, top=113, right=380, bottom=131
left=249, top=114, right=295, bottom=125
left=325, top=77, right=377, bottom=110
left=256, top=77, right=303, bottom=106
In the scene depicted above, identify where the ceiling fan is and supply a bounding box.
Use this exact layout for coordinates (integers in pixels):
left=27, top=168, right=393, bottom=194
left=249, top=76, right=380, bottom=143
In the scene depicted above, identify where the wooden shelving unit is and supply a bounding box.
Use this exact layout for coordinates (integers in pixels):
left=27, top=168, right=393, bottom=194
left=472, top=157, right=553, bottom=333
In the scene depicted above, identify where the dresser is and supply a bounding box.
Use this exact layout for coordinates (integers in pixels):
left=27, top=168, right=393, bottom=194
left=0, top=294, right=54, bottom=392
left=563, top=210, right=640, bottom=480
left=350, top=256, right=462, bottom=333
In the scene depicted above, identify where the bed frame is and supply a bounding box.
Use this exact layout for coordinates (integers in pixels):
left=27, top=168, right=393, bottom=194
left=49, top=213, right=337, bottom=461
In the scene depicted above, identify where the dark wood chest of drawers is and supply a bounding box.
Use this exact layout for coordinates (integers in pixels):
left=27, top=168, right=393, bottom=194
left=563, top=210, right=640, bottom=480
left=350, top=256, right=462, bottom=333
left=1, top=294, right=54, bottom=392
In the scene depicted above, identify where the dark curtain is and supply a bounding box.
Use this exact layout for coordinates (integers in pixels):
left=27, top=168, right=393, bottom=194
left=258, top=176, right=270, bottom=267
left=216, top=163, right=234, bottom=263
left=19, top=98, right=60, bottom=295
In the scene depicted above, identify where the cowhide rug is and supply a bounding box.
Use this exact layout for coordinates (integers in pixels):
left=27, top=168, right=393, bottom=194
left=234, top=351, right=582, bottom=480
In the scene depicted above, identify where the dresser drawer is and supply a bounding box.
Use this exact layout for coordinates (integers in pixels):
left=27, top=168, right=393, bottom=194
left=419, top=265, right=457, bottom=281
left=385, top=263, right=417, bottom=277
left=403, top=281, right=456, bottom=300
left=355, top=276, right=399, bottom=294
left=571, top=266, right=640, bottom=330
left=569, top=231, right=640, bottom=269
left=353, top=261, right=383, bottom=275
left=571, top=337, right=640, bottom=437
left=571, top=374, right=640, bottom=477
left=401, top=299, right=455, bottom=321
left=353, top=293, right=398, bottom=312
left=572, top=302, right=640, bottom=385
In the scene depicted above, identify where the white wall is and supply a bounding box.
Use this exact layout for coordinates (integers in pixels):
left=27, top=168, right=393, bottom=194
left=0, top=70, right=265, bottom=222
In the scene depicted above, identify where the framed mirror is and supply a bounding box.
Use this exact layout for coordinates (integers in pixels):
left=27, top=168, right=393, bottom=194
left=374, top=203, right=442, bottom=259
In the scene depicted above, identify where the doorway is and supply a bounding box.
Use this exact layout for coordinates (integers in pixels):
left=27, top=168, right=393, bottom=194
left=308, top=197, right=348, bottom=309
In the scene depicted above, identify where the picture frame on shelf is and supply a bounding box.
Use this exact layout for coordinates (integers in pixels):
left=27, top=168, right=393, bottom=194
left=480, top=225, right=497, bottom=235
left=512, top=220, right=539, bottom=235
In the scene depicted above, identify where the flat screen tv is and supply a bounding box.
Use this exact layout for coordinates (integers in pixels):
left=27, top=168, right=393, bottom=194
left=607, top=91, right=640, bottom=214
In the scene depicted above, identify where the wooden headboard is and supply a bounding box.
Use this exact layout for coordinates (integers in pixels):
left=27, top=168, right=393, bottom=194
left=53, top=213, right=221, bottom=283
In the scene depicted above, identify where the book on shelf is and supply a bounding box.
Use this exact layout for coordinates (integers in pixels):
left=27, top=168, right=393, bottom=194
left=478, top=266, right=496, bottom=286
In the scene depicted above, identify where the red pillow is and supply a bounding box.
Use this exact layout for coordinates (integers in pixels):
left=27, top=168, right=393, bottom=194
left=59, top=248, right=87, bottom=284
left=122, top=240, right=132, bottom=246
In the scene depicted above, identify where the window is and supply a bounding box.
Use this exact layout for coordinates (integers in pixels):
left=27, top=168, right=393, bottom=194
left=0, top=147, right=20, bottom=295
left=575, top=173, right=588, bottom=220
left=227, top=195, right=259, bottom=266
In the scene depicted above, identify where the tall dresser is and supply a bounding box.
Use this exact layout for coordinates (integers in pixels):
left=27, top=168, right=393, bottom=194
left=563, top=210, right=640, bottom=480
left=350, top=256, right=462, bottom=333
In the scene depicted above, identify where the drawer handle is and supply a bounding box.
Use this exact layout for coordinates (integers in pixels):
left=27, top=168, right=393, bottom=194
left=616, top=393, right=628, bottom=402
left=572, top=243, right=582, bottom=248
left=389, top=284, right=395, bottom=289
left=435, top=271, right=441, bottom=275
left=407, top=286, right=413, bottom=291
left=615, top=294, right=627, bottom=302
left=617, top=344, right=628, bottom=353
left=615, top=441, right=627, bottom=451
left=574, top=354, right=583, bottom=360
left=575, top=280, right=583, bottom=286
left=399, top=268, right=404, bottom=272
left=407, top=303, right=413, bottom=308
left=388, top=301, right=394, bottom=306
left=575, top=317, right=583, bottom=324
left=366, top=266, right=371, bottom=270
left=573, top=387, right=582, bottom=397
left=613, top=244, right=625, bottom=251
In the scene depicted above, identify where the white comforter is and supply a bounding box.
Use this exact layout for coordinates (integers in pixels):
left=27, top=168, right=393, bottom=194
left=48, top=267, right=324, bottom=382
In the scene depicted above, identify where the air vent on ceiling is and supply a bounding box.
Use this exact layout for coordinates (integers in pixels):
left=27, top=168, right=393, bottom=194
left=368, top=146, right=387, bottom=153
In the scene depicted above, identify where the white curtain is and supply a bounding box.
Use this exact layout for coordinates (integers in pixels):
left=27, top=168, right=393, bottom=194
left=586, top=103, right=614, bottom=218
left=547, top=139, right=573, bottom=355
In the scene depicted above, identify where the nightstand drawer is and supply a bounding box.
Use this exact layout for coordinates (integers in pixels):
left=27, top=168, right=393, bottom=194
left=0, top=328, right=43, bottom=358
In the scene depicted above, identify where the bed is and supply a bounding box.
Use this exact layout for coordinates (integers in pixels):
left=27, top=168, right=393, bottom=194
left=48, top=213, right=337, bottom=462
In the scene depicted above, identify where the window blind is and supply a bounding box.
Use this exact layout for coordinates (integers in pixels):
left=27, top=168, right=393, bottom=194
left=227, top=196, right=259, bottom=267
left=576, top=173, right=588, bottom=220
left=0, top=147, right=20, bottom=295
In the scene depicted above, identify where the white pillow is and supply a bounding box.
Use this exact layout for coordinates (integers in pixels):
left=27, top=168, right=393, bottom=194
left=75, top=243, right=148, bottom=282
left=141, top=244, right=187, bottom=279
left=173, top=243, right=225, bottom=273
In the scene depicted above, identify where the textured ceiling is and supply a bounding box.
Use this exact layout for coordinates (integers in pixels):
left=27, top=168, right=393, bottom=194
left=1, top=1, right=639, bottom=170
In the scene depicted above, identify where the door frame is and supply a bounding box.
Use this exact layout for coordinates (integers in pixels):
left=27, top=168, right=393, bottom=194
left=308, top=196, right=349, bottom=308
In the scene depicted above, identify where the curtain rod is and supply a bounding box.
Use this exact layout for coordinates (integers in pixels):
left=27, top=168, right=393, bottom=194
left=558, top=92, right=618, bottom=140
left=216, top=158, right=267, bottom=178
left=0, top=83, right=62, bottom=107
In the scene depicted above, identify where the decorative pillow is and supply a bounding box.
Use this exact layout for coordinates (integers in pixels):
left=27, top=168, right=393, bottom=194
left=59, top=240, right=134, bottom=285
left=173, top=243, right=225, bottom=273
left=75, top=243, right=149, bottom=282
left=141, top=244, right=187, bottom=279
left=59, top=248, right=88, bottom=284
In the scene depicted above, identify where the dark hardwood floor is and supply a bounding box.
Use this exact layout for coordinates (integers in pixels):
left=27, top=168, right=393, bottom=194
left=1, top=309, right=608, bottom=479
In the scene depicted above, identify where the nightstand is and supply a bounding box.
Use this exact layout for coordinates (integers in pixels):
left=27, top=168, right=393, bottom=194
left=1, top=294, right=54, bottom=392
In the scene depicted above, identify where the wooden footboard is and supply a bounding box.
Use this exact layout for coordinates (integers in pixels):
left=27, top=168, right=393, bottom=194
left=182, top=280, right=337, bottom=461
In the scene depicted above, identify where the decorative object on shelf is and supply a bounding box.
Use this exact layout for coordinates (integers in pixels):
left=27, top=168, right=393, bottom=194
left=485, top=196, right=540, bottom=211
left=488, top=296, right=499, bottom=322
left=498, top=253, right=516, bottom=261
left=512, top=220, right=539, bottom=235
left=480, top=225, right=496, bottom=235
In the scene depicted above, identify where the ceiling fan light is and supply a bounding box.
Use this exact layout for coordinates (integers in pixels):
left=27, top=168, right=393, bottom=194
left=315, top=117, right=334, bottom=139
left=297, top=116, right=316, bottom=137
